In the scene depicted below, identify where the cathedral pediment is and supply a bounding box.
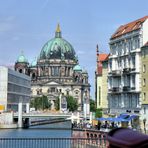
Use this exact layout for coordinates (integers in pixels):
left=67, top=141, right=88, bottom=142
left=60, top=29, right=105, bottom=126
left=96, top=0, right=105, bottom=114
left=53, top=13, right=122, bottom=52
left=44, top=80, right=61, bottom=86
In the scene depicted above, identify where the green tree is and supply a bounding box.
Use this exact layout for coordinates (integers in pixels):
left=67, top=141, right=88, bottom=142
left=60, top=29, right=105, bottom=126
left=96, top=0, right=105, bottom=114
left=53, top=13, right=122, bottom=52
left=55, top=97, right=59, bottom=110
left=95, top=108, right=102, bottom=118
left=66, top=95, right=78, bottom=112
left=90, top=99, right=96, bottom=112
left=30, top=95, right=51, bottom=110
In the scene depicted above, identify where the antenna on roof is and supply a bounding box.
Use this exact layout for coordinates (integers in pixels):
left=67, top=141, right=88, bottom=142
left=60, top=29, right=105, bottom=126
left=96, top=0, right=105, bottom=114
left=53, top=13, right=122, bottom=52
left=96, top=44, right=99, bottom=54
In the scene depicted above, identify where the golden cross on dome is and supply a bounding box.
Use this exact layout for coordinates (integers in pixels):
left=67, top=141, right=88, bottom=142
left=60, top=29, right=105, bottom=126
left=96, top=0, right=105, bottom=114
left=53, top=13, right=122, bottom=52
left=56, top=23, right=61, bottom=32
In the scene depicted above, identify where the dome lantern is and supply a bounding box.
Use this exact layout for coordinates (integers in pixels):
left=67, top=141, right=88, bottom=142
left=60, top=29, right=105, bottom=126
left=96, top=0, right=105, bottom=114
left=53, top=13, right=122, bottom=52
left=55, top=24, right=62, bottom=38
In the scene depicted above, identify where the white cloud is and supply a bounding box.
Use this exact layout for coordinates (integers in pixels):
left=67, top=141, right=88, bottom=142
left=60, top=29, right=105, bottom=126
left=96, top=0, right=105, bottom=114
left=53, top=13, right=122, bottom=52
left=40, top=0, right=49, bottom=10
left=0, top=16, right=15, bottom=32
left=0, top=22, right=14, bottom=32
left=5, top=16, right=15, bottom=22
left=12, top=36, right=20, bottom=41
left=77, top=50, right=85, bottom=55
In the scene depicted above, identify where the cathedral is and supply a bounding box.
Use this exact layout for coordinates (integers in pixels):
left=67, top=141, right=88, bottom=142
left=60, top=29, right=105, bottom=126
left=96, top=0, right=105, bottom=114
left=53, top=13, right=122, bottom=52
left=14, top=24, right=91, bottom=111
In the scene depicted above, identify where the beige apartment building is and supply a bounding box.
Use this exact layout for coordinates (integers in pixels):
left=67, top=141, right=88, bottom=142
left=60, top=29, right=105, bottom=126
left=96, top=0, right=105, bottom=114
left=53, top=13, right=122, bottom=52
left=95, top=46, right=109, bottom=112
left=141, top=41, right=148, bottom=129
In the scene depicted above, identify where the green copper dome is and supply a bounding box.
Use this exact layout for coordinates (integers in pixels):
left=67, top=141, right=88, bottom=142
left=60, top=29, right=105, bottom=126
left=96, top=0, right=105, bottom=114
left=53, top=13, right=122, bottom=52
left=17, top=52, right=28, bottom=63
left=31, top=58, right=37, bottom=67
left=73, top=64, right=82, bottom=71
left=39, top=24, right=76, bottom=60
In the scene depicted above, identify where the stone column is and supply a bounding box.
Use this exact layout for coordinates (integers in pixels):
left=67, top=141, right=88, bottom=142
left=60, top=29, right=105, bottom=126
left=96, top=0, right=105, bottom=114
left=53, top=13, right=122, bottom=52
left=26, top=103, right=30, bottom=113
left=77, top=112, right=80, bottom=124
left=18, top=101, right=23, bottom=128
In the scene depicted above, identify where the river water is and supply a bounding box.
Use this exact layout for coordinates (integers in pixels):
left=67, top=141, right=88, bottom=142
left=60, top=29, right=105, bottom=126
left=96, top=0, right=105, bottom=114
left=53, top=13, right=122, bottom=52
left=0, top=123, right=72, bottom=138
left=0, top=123, right=72, bottom=148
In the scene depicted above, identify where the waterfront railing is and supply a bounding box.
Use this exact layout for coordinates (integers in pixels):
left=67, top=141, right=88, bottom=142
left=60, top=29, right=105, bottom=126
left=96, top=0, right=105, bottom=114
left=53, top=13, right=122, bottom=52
left=0, top=137, right=108, bottom=148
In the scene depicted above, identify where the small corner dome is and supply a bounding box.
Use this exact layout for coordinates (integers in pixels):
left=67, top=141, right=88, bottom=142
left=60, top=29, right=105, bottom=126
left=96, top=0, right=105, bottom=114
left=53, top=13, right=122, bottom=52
left=82, top=69, right=88, bottom=74
left=17, top=52, right=28, bottom=63
left=73, top=64, right=82, bottom=71
left=31, top=58, right=37, bottom=67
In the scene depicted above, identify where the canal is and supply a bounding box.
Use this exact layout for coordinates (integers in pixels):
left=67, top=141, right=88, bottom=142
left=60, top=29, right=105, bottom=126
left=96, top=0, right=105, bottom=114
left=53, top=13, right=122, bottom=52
left=0, top=123, right=73, bottom=148
left=0, top=123, right=72, bottom=138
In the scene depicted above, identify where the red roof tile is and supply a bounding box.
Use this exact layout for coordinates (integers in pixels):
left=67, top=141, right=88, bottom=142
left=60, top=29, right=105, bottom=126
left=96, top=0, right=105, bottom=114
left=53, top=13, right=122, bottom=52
left=97, top=54, right=109, bottom=62
left=142, top=41, right=148, bottom=48
left=96, top=54, right=109, bottom=75
left=111, top=16, right=148, bottom=39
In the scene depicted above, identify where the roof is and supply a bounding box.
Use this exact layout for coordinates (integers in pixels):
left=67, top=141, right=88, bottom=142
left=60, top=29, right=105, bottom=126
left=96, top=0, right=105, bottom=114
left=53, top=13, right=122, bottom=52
left=73, top=64, right=82, bottom=71
left=96, top=54, right=109, bottom=75
left=142, top=41, right=148, bottom=48
left=97, top=54, right=109, bottom=62
left=17, top=52, right=28, bottom=63
left=39, top=25, right=77, bottom=61
left=111, top=16, right=148, bottom=39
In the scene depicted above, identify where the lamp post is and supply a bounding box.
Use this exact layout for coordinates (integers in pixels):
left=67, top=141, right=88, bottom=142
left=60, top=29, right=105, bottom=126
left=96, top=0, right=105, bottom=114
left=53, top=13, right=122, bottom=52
left=143, top=118, right=146, bottom=134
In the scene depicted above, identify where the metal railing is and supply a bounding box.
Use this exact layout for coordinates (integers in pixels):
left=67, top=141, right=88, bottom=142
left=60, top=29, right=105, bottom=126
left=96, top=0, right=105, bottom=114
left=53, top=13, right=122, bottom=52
left=0, top=137, right=108, bottom=148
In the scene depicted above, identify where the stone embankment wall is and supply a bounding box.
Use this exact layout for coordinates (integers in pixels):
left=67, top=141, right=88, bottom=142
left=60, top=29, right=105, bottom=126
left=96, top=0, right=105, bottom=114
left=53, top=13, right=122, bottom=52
left=0, top=112, right=17, bottom=128
left=72, top=128, right=109, bottom=147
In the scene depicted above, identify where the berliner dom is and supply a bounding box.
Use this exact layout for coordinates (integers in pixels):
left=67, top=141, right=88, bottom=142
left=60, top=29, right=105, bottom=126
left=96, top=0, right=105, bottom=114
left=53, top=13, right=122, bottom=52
left=14, top=24, right=90, bottom=111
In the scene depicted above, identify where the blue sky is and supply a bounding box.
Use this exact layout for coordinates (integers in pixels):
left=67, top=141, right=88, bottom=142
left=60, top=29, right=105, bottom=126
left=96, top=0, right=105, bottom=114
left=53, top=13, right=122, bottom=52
left=0, top=0, right=148, bottom=98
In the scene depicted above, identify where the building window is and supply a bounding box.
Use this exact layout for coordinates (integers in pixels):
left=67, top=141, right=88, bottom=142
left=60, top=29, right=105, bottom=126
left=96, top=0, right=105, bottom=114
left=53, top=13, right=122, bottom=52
left=37, top=90, right=39, bottom=95
left=75, top=90, right=79, bottom=95
left=144, top=107, right=146, bottom=114
left=143, top=93, right=146, bottom=101
left=51, top=87, right=55, bottom=93
left=131, top=75, right=135, bottom=87
left=143, top=65, right=146, bottom=73
left=66, top=90, right=69, bottom=96
left=131, top=56, right=135, bottom=68
left=143, top=79, right=146, bottom=87
left=142, top=50, right=146, bottom=58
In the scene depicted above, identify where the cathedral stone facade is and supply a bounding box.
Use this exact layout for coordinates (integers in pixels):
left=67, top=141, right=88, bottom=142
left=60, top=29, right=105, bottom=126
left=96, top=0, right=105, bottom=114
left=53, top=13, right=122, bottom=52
left=14, top=25, right=90, bottom=111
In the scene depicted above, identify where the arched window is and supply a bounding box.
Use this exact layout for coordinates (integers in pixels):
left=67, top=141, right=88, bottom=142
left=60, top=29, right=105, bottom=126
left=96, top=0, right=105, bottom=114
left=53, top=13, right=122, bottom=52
left=19, top=69, right=22, bottom=73
left=32, top=73, right=36, bottom=79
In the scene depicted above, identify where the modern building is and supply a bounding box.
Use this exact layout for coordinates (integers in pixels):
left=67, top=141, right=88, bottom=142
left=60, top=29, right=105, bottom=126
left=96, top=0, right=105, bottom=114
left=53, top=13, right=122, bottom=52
left=0, top=66, right=31, bottom=112
left=14, top=24, right=91, bottom=112
left=108, top=16, right=148, bottom=115
left=95, top=45, right=109, bottom=112
left=141, top=41, right=148, bottom=128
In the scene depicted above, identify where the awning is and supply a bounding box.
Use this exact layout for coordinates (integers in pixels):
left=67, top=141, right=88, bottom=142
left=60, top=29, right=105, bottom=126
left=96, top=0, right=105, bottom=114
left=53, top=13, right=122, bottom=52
left=117, top=114, right=139, bottom=121
left=96, top=117, right=107, bottom=121
left=96, top=115, right=137, bottom=122
left=117, top=114, right=129, bottom=119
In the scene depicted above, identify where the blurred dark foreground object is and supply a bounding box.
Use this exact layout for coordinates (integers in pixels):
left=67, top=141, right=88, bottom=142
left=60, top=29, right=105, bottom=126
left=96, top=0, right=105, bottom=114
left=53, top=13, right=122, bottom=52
left=107, top=128, right=148, bottom=148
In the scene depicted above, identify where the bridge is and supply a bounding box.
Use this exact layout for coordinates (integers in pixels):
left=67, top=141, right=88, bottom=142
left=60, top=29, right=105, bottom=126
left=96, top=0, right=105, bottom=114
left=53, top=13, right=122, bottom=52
left=13, top=112, right=81, bottom=128
left=13, top=112, right=72, bottom=118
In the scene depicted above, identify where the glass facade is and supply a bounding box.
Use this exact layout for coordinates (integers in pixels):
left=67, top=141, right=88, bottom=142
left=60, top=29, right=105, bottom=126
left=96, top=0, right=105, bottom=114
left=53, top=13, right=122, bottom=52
left=0, top=67, right=31, bottom=112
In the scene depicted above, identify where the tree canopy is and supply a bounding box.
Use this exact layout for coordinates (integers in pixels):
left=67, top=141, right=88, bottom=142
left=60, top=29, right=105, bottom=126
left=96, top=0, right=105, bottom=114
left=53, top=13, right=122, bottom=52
left=95, top=108, right=103, bottom=118
left=30, top=95, right=51, bottom=110
left=66, top=95, right=78, bottom=112
left=90, top=99, right=96, bottom=112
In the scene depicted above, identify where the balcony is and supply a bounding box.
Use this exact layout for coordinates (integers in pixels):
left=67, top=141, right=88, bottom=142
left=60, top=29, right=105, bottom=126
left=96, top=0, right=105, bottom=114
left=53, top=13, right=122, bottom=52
left=109, top=87, right=120, bottom=93
left=123, top=86, right=130, bottom=91
left=123, top=68, right=131, bottom=74
left=130, top=67, right=136, bottom=72
left=109, top=70, right=121, bottom=76
left=130, top=87, right=136, bottom=90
